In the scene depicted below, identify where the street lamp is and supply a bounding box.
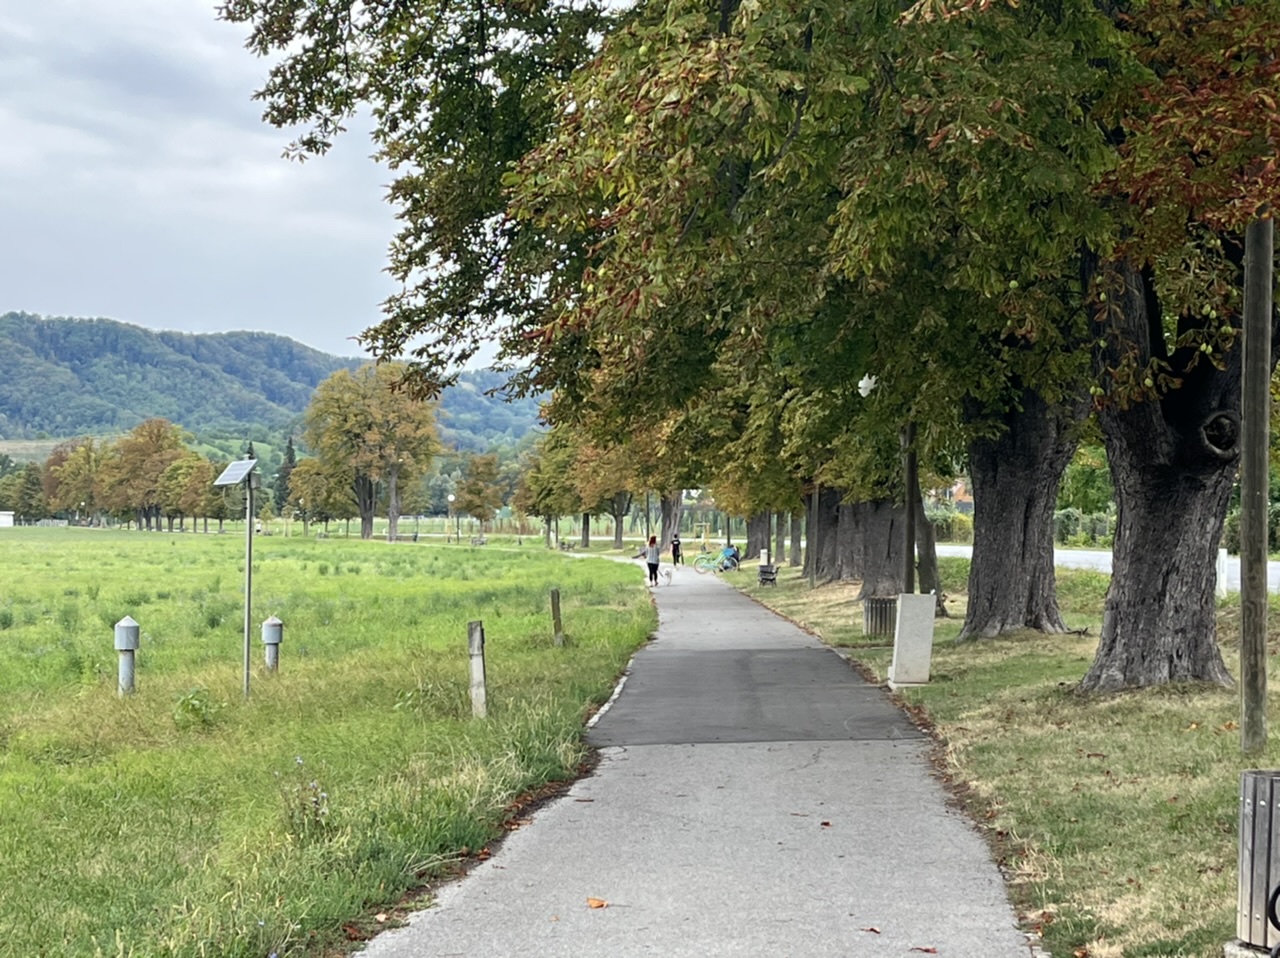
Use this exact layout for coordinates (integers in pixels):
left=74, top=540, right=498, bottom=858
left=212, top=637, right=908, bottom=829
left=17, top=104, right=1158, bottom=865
left=448, top=494, right=458, bottom=543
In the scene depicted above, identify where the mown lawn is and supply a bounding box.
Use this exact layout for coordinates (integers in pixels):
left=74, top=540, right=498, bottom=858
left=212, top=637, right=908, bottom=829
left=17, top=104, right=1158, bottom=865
left=736, top=558, right=1273, bottom=958
left=0, top=528, right=653, bottom=957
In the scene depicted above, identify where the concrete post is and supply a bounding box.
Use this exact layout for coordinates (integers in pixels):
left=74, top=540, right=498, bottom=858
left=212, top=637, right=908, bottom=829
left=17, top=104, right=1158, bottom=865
left=262, top=615, right=284, bottom=672
left=114, top=616, right=140, bottom=696
left=468, top=621, right=488, bottom=718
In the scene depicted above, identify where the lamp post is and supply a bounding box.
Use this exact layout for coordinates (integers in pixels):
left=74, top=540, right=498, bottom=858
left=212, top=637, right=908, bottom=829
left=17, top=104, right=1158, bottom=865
left=448, top=494, right=458, bottom=543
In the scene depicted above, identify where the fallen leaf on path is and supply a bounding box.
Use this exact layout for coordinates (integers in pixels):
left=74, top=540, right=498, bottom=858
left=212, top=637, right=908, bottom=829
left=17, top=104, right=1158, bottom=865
left=860, top=926, right=881, bottom=934
left=909, top=948, right=937, bottom=954
left=375, top=913, right=387, bottom=923
left=820, top=821, right=832, bottom=827
left=1220, top=720, right=1239, bottom=732
left=1183, top=722, right=1200, bottom=731
left=587, top=897, right=609, bottom=909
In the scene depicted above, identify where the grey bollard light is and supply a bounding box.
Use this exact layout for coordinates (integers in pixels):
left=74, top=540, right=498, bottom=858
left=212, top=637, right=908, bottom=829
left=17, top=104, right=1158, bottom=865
left=114, top=616, right=140, bottom=696
left=261, top=616, right=284, bottom=672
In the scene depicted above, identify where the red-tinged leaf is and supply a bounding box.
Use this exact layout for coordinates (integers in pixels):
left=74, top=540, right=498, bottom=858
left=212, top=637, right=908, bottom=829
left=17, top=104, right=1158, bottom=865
left=820, top=821, right=832, bottom=827
left=861, top=926, right=881, bottom=934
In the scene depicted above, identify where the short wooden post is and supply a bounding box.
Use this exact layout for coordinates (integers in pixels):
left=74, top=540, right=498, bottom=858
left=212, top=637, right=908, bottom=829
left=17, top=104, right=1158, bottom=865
left=468, top=620, right=488, bottom=718
left=550, top=588, right=565, bottom=647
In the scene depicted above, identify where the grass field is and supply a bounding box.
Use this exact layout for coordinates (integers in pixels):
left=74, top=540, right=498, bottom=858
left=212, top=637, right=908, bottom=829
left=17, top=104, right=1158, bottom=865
left=737, top=559, right=1277, bottom=958
left=0, top=528, right=653, bottom=957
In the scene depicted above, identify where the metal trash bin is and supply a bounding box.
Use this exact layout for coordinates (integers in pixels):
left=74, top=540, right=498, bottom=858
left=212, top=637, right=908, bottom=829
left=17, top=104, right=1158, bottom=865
left=862, top=596, right=897, bottom=637
left=1239, top=770, right=1280, bottom=949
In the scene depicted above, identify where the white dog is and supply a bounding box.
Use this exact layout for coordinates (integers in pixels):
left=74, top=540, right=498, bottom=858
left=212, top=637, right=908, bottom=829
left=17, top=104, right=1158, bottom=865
left=659, top=567, right=674, bottom=585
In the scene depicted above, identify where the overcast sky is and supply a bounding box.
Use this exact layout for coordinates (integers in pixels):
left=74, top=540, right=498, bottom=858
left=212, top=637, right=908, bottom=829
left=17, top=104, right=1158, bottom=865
left=0, top=1, right=403, bottom=360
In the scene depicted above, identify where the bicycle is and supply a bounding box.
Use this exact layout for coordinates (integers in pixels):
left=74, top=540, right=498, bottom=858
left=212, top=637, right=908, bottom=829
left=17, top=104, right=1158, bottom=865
left=694, top=549, right=740, bottom=574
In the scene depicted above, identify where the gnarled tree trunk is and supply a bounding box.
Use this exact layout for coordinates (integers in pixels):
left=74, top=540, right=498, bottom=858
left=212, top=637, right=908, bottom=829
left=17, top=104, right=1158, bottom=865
left=355, top=475, right=375, bottom=539
left=1079, top=260, right=1253, bottom=691
left=580, top=512, right=591, bottom=548
left=789, top=513, right=803, bottom=566
left=774, top=511, right=786, bottom=565
left=857, top=499, right=907, bottom=599
left=659, top=493, right=682, bottom=551
left=961, top=388, right=1083, bottom=639
left=745, top=512, right=770, bottom=559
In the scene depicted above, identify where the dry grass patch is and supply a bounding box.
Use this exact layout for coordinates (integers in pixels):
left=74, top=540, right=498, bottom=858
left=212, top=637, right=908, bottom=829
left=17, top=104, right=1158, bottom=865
left=738, top=560, right=1276, bottom=958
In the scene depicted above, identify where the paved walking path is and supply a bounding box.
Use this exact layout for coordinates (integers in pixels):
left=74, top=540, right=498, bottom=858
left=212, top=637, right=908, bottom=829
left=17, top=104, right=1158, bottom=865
left=362, top=564, right=1031, bottom=958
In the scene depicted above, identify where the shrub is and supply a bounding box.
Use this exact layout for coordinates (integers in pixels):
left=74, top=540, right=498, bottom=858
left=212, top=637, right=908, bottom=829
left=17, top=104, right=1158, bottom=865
left=1054, top=508, right=1083, bottom=544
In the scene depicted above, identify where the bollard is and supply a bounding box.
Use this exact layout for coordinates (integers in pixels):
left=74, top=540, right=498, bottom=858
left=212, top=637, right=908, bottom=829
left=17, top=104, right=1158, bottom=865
left=468, top=621, right=488, bottom=718
left=262, top=615, right=284, bottom=672
left=114, top=616, right=140, bottom=696
left=550, top=588, right=565, bottom=647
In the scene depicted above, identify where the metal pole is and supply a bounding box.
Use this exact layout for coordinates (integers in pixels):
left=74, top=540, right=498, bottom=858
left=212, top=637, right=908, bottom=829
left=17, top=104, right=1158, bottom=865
left=1242, top=215, right=1273, bottom=756
left=243, top=478, right=254, bottom=700
left=902, top=422, right=918, bottom=594
left=809, top=485, right=818, bottom=590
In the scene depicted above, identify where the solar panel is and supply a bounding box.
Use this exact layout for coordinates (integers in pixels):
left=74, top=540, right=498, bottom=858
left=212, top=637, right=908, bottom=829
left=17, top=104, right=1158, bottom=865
left=213, top=459, right=258, bottom=487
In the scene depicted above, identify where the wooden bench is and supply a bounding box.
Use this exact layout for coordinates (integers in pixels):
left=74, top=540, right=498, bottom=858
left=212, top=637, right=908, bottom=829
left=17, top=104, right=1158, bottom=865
left=757, top=564, right=778, bottom=586
left=470, top=536, right=488, bottom=546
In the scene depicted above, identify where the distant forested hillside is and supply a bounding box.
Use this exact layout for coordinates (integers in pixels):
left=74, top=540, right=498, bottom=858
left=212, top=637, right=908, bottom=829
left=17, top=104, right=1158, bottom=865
left=0, top=312, right=541, bottom=451
left=436, top=369, right=543, bottom=451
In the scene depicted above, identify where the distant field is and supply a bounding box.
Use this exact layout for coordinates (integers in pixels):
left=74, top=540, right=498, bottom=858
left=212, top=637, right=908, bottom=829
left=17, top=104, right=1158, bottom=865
left=0, top=529, right=653, bottom=957
left=0, top=437, right=64, bottom=462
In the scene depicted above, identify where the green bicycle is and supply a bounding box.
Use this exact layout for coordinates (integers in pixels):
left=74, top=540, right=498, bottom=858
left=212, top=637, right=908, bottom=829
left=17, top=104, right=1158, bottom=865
left=694, top=547, right=740, bottom=574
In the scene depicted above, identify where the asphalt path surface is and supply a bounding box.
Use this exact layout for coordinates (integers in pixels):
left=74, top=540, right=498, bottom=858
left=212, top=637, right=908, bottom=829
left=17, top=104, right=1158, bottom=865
left=361, top=564, right=1031, bottom=958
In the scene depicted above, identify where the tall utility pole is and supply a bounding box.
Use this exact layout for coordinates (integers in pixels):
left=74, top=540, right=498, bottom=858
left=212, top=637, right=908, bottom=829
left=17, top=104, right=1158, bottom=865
left=809, top=485, right=819, bottom=589
left=1241, top=215, right=1273, bottom=757
left=902, top=423, right=918, bottom=594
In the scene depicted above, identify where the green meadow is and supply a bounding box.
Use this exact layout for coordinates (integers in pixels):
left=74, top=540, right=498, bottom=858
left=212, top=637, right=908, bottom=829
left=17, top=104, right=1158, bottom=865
left=0, top=528, right=653, bottom=957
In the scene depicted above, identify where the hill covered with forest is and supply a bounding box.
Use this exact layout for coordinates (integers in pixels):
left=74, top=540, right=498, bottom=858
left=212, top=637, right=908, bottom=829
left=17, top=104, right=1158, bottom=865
left=0, top=312, right=542, bottom=450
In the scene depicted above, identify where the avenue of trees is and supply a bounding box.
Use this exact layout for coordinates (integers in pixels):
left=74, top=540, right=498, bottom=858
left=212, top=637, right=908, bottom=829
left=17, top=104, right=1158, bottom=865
left=224, top=0, right=1280, bottom=691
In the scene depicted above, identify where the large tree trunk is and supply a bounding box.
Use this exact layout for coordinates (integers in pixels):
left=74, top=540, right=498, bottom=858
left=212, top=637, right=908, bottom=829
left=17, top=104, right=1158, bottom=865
left=355, top=475, right=375, bottom=540
left=386, top=467, right=401, bottom=542
left=659, top=493, right=681, bottom=550
left=610, top=492, right=630, bottom=549
left=1078, top=259, right=1259, bottom=691
left=856, top=499, right=907, bottom=599
left=581, top=512, right=591, bottom=548
left=744, top=512, right=770, bottom=560
left=962, top=388, right=1083, bottom=639
left=789, top=513, right=802, bottom=566
left=774, top=512, right=786, bottom=566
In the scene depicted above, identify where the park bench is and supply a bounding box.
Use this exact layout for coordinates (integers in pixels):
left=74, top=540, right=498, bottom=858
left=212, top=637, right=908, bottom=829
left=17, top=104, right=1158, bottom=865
left=470, top=536, right=488, bottom=546
left=757, top=564, right=778, bottom=586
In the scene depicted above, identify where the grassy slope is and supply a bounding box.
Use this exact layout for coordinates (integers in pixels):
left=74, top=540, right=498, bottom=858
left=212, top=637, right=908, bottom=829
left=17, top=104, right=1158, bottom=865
left=0, top=529, right=653, bottom=957
left=736, top=558, right=1267, bottom=958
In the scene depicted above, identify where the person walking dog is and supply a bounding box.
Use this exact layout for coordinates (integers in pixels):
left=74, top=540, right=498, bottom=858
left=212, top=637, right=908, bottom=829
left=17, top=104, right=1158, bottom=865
left=643, top=535, right=660, bottom=586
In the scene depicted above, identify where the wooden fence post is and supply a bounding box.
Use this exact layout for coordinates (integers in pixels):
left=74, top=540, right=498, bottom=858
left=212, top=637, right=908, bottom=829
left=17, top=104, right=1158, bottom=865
left=468, top=621, right=488, bottom=718
left=550, top=588, right=565, bottom=647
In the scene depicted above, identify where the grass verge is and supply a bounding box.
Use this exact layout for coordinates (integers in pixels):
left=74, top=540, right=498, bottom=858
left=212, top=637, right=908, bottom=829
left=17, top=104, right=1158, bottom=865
left=0, top=529, right=653, bottom=957
left=734, top=558, right=1271, bottom=958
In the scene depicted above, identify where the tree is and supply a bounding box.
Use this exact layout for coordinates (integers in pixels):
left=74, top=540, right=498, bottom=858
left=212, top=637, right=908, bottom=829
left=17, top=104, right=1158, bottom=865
left=220, top=0, right=616, bottom=392
left=274, top=436, right=296, bottom=511
left=456, top=454, right=504, bottom=533
left=159, top=453, right=215, bottom=531
left=515, top=430, right=583, bottom=547
left=288, top=457, right=357, bottom=534
left=48, top=438, right=101, bottom=521
left=14, top=463, right=47, bottom=522
left=98, top=419, right=187, bottom=530
left=302, top=364, right=440, bottom=539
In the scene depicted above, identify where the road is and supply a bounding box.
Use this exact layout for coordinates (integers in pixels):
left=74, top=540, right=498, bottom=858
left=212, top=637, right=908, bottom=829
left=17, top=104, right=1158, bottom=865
left=935, top=543, right=1275, bottom=593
